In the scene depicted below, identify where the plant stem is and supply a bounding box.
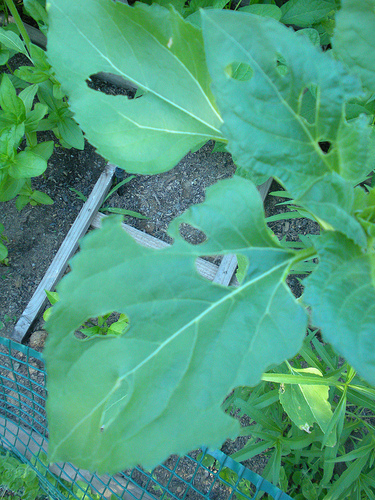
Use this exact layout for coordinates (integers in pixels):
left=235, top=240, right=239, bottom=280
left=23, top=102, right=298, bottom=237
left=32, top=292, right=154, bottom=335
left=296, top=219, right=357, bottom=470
left=290, top=246, right=317, bottom=266
left=4, top=0, right=31, bottom=55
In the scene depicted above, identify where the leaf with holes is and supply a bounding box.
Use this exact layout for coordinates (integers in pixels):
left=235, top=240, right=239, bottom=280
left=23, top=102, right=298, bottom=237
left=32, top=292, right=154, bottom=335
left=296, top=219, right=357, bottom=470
left=46, top=0, right=223, bottom=174
left=201, top=10, right=372, bottom=247
left=45, top=176, right=308, bottom=473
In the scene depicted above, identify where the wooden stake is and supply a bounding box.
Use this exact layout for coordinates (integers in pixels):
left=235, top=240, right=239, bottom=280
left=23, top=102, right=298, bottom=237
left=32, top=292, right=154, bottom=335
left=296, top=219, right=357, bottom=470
left=12, top=164, right=116, bottom=343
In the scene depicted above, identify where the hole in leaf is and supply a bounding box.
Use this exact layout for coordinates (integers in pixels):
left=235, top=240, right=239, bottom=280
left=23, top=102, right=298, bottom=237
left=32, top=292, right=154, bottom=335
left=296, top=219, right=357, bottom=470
left=318, top=141, right=331, bottom=153
left=179, top=223, right=207, bottom=245
left=74, top=311, right=129, bottom=340
left=86, top=73, right=136, bottom=98
left=224, top=61, right=253, bottom=82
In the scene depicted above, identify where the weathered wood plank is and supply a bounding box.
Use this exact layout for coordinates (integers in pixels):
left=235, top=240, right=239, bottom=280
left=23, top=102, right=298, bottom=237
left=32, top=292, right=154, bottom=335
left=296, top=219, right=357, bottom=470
left=91, top=213, right=220, bottom=282
left=213, top=177, right=273, bottom=286
left=12, top=164, right=117, bottom=343
left=92, top=176, right=272, bottom=287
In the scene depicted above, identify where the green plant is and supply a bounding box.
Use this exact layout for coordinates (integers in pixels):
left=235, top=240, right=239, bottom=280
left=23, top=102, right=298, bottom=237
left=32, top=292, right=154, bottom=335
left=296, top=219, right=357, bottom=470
left=30, top=450, right=112, bottom=500
left=41, top=0, right=375, bottom=482
left=43, top=290, right=130, bottom=338
left=0, top=313, right=16, bottom=329
left=0, top=447, right=45, bottom=500
left=0, top=0, right=84, bottom=209
left=0, top=222, right=8, bottom=263
left=220, top=330, right=375, bottom=499
left=69, top=176, right=148, bottom=219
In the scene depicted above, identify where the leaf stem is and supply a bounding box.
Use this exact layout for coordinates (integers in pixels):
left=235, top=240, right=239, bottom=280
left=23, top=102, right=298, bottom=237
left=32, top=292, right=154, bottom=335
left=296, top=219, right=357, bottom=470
left=4, top=0, right=31, bottom=55
left=288, top=246, right=317, bottom=271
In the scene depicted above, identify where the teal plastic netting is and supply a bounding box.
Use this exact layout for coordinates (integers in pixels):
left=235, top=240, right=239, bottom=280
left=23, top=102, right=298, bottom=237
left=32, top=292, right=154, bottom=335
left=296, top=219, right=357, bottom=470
left=0, top=337, right=292, bottom=500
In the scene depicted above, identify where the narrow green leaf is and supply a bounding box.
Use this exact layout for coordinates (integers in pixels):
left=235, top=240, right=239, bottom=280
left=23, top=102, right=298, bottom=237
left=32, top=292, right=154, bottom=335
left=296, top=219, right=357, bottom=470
left=47, top=0, right=223, bottom=173
left=333, top=0, right=375, bottom=93
left=235, top=404, right=281, bottom=433
left=304, top=231, right=375, bottom=386
left=103, top=208, right=147, bottom=219
left=231, top=439, right=274, bottom=462
left=201, top=10, right=369, bottom=246
left=326, top=438, right=374, bottom=463
left=311, top=337, right=337, bottom=370
left=45, top=176, right=307, bottom=472
left=346, top=388, right=375, bottom=413
left=323, top=455, right=368, bottom=500
left=262, top=373, right=339, bottom=386
left=104, top=175, right=135, bottom=201
left=320, top=389, right=346, bottom=448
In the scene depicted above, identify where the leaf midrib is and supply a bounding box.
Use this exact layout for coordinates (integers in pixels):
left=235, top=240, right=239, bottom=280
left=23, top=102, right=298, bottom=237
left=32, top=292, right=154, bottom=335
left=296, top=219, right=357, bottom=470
left=202, top=11, right=332, bottom=173
left=51, top=249, right=292, bottom=457
left=51, top=2, right=223, bottom=135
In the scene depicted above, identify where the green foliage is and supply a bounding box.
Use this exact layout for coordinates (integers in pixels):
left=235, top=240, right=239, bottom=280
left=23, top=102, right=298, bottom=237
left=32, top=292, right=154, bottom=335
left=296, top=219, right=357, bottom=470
left=222, top=331, right=375, bottom=499
left=70, top=175, right=148, bottom=218
left=44, top=0, right=375, bottom=481
left=29, top=450, right=108, bottom=500
left=0, top=313, right=17, bottom=329
left=45, top=178, right=308, bottom=473
left=0, top=221, right=8, bottom=263
left=0, top=447, right=44, bottom=500
left=46, top=0, right=223, bottom=174
left=43, top=290, right=130, bottom=338
left=0, top=1, right=84, bottom=209
left=332, top=0, right=375, bottom=93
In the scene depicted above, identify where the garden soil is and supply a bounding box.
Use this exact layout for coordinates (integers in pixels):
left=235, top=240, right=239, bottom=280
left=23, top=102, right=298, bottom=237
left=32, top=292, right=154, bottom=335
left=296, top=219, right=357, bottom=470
left=0, top=61, right=320, bottom=491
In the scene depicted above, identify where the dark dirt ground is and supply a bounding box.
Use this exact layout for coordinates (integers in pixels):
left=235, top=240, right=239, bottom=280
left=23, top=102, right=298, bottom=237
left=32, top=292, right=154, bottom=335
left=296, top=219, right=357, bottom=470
left=0, top=54, right=320, bottom=494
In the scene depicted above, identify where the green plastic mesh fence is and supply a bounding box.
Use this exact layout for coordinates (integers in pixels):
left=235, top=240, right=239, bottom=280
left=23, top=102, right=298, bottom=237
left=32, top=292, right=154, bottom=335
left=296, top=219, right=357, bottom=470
left=0, top=337, right=293, bottom=500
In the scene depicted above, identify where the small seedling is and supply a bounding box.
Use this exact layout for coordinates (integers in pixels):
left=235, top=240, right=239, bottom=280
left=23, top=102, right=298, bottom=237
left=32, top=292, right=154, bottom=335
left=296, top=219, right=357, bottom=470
left=70, top=175, right=147, bottom=219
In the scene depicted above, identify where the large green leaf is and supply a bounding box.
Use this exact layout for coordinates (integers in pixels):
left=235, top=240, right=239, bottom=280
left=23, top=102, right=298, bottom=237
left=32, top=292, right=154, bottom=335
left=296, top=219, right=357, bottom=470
left=280, top=0, right=336, bottom=28
left=45, top=177, right=307, bottom=473
left=46, top=0, right=223, bottom=174
left=9, top=150, right=47, bottom=178
left=279, top=367, right=336, bottom=447
left=304, top=231, right=375, bottom=385
left=333, top=0, right=375, bottom=93
left=201, top=10, right=370, bottom=247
